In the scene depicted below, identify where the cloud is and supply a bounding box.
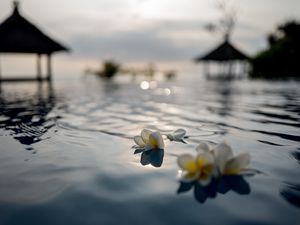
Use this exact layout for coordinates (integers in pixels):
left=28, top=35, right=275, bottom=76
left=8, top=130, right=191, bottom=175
left=64, top=17, right=267, bottom=63
left=65, top=19, right=207, bottom=61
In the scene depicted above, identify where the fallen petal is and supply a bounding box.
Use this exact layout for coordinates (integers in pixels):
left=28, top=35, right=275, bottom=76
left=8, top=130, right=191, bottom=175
left=173, top=129, right=186, bottom=139
left=166, top=134, right=174, bottom=141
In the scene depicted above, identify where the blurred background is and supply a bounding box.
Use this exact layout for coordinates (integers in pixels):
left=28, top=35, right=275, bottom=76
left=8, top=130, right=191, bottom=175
left=0, top=0, right=299, bottom=77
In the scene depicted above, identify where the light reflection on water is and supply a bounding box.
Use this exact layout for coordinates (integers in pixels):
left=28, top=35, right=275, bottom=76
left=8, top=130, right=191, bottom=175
left=0, top=76, right=299, bottom=225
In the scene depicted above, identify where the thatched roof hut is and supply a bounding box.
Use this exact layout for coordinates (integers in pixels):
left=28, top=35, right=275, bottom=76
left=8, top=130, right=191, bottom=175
left=0, top=1, right=69, bottom=82
left=194, top=39, right=249, bottom=79
left=195, top=40, right=249, bottom=62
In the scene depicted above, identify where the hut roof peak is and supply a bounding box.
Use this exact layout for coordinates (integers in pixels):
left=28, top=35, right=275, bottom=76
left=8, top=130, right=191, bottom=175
left=0, top=1, right=69, bottom=54
left=13, top=1, right=20, bottom=13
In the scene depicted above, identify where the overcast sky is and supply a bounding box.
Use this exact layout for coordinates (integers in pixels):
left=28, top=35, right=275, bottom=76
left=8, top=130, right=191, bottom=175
left=0, top=0, right=299, bottom=75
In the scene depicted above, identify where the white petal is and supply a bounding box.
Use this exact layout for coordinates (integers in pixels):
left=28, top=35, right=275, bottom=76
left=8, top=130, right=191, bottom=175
left=196, top=142, right=210, bottom=153
left=224, top=153, right=250, bottom=175
left=205, top=152, right=215, bottom=165
left=213, top=142, right=234, bottom=173
left=177, top=154, right=195, bottom=170
left=197, top=152, right=214, bottom=167
left=149, top=131, right=165, bottom=149
left=133, top=136, right=146, bottom=147
left=141, top=129, right=152, bottom=143
left=173, top=129, right=186, bottom=140
left=179, top=171, right=199, bottom=183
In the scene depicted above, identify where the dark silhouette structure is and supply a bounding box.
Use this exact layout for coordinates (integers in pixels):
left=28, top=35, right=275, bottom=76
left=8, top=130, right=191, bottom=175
left=0, top=1, right=69, bottom=82
left=195, top=39, right=249, bottom=79
left=196, top=39, right=249, bottom=62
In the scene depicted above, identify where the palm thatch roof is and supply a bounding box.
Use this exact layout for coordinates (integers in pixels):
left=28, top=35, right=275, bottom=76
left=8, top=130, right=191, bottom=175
left=0, top=1, right=68, bottom=54
left=195, top=40, right=249, bottom=62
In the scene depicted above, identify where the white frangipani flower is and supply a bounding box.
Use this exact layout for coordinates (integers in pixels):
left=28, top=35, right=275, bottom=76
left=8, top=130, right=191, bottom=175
left=134, top=129, right=164, bottom=151
left=177, top=151, right=216, bottom=185
left=195, top=141, right=252, bottom=176
left=167, top=128, right=187, bottom=143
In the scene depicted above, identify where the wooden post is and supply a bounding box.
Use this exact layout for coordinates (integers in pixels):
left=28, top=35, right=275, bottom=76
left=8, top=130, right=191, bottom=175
left=228, top=61, right=233, bottom=79
left=244, top=61, right=248, bottom=75
left=203, top=62, right=207, bottom=78
left=220, top=62, right=225, bottom=77
left=47, top=54, right=52, bottom=81
left=0, top=54, right=2, bottom=82
left=37, top=54, right=42, bottom=81
left=205, top=62, right=210, bottom=79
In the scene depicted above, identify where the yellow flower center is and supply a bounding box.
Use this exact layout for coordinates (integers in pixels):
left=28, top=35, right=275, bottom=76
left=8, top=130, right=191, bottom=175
left=197, top=158, right=206, bottom=168
left=184, top=156, right=214, bottom=181
left=185, top=161, right=197, bottom=173
left=199, top=164, right=214, bottom=179
left=149, top=138, right=158, bottom=149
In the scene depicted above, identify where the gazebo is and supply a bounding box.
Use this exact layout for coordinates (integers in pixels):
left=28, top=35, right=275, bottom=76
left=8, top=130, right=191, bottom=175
left=195, top=39, right=249, bottom=79
left=0, top=1, right=68, bottom=82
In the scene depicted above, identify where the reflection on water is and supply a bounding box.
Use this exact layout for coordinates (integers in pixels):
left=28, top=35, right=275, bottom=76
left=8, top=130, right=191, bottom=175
left=292, top=148, right=300, bottom=164
left=0, top=83, right=57, bottom=148
left=140, top=149, right=164, bottom=167
left=177, top=176, right=250, bottom=204
left=280, top=183, right=300, bottom=209
left=211, top=81, right=234, bottom=117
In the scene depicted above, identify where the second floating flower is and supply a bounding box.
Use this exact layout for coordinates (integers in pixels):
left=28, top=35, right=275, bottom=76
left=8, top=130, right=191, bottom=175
left=133, top=129, right=165, bottom=167
left=134, top=129, right=165, bottom=151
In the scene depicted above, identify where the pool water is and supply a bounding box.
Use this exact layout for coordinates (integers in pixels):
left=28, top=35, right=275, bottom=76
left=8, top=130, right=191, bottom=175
left=0, top=74, right=299, bottom=225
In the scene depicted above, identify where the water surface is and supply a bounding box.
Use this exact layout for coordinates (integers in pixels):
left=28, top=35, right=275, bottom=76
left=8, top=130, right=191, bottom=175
left=0, top=74, right=299, bottom=225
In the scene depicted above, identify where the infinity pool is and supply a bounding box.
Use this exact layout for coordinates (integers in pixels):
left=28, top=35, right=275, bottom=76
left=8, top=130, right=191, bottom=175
left=0, top=74, right=299, bottom=225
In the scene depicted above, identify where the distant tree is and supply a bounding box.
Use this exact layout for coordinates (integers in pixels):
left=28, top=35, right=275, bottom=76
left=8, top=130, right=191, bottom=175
left=97, top=60, right=120, bottom=79
left=250, top=20, right=300, bottom=78
left=204, top=0, right=238, bottom=40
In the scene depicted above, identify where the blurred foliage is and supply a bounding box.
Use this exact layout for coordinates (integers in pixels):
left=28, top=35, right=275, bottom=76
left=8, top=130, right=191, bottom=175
left=250, top=20, right=300, bottom=79
left=97, top=60, right=120, bottom=79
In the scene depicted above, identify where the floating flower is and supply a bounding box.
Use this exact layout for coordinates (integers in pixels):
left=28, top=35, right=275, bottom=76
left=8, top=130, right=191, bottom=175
left=167, top=128, right=187, bottom=143
left=177, top=141, right=254, bottom=204
left=195, top=141, right=254, bottom=176
left=177, top=151, right=217, bottom=186
left=133, top=129, right=164, bottom=151
left=213, top=142, right=251, bottom=176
